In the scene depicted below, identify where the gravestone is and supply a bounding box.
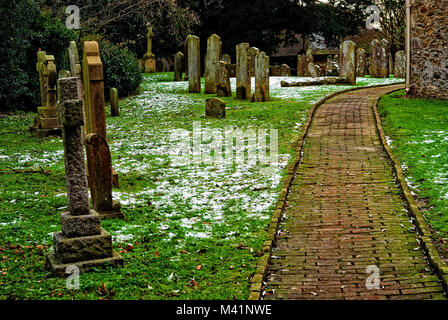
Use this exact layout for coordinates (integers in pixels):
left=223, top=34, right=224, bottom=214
left=236, top=43, right=251, bottom=100
left=206, top=98, right=226, bottom=118
left=82, top=41, right=123, bottom=220
left=110, top=88, right=119, bottom=117
left=297, top=54, right=313, bottom=76
left=308, top=62, right=320, bottom=78
left=156, top=58, right=164, bottom=72
left=144, top=27, right=156, bottom=73
left=270, top=65, right=281, bottom=76
left=222, top=54, right=231, bottom=65
left=394, top=50, right=406, bottom=79
left=340, top=40, right=357, bottom=85
left=204, top=34, right=222, bottom=94
left=186, top=35, right=201, bottom=93
left=226, top=64, right=237, bottom=78
left=174, top=51, right=184, bottom=81
left=252, top=51, right=269, bottom=102
left=370, top=39, right=389, bottom=78
left=356, top=48, right=367, bottom=77
left=280, top=64, right=291, bottom=76
left=46, top=76, right=123, bottom=276
left=248, top=47, right=259, bottom=77
left=326, top=55, right=339, bottom=76
left=36, top=51, right=48, bottom=108
left=215, top=61, right=231, bottom=97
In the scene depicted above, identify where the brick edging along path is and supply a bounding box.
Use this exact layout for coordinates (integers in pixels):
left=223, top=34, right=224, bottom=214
left=250, top=84, right=447, bottom=300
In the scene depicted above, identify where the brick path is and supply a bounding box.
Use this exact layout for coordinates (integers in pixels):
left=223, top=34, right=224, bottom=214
left=263, top=85, right=446, bottom=300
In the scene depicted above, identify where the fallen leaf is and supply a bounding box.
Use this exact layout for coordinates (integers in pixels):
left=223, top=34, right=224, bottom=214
left=196, top=265, right=202, bottom=270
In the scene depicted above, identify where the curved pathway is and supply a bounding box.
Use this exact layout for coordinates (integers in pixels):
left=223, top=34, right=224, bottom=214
left=263, top=85, right=446, bottom=300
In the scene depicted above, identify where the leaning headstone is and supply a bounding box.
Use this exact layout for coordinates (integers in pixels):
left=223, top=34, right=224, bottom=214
left=394, top=50, right=406, bottom=79
left=248, top=47, right=259, bottom=77
left=222, top=54, right=231, bottom=65
left=206, top=98, right=226, bottom=118
left=82, top=41, right=123, bottom=220
left=204, top=34, right=222, bottom=94
left=340, top=40, right=357, bottom=85
left=280, top=64, right=291, bottom=76
left=110, top=88, right=119, bottom=117
left=252, top=51, right=269, bottom=102
left=356, top=48, right=367, bottom=77
left=46, top=76, right=123, bottom=276
left=174, top=51, right=184, bottom=81
left=236, top=43, right=251, bottom=100
left=370, top=39, right=389, bottom=78
left=186, top=35, right=201, bottom=93
left=144, top=26, right=156, bottom=73
left=215, top=61, right=231, bottom=97
left=308, top=62, right=320, bottom=78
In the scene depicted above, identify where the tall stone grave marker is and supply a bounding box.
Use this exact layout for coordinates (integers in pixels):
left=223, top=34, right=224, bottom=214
left=236, top=43, right=251, bottom=100
left=340, top=40, right=357, bottom=85
left=174, top=51, right=184, bottom=81
left=252, top=51, right=269, bottom=102
left=110, top=88, right=119, bottom=117
left=356, top=48, right=367, bottom=77
left=215, top=61, right=231, bottom=97
left=187, top=35, right=201, bottom=93
left=46, top=76, right=123, bottom=276
left=204, top=34, right=222, bottom=94
left=82, top=41, right=123, bottom=220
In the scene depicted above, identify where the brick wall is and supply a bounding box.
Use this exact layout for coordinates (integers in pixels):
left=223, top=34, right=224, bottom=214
left=409, top=0, right=448, bottom=99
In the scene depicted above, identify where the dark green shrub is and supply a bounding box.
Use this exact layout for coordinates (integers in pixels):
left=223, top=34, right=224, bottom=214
left=99, top=42, right=142, bottom=101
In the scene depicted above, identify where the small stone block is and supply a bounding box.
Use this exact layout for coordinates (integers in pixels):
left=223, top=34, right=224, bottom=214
left=61, top=210, right=101, bottom=237
left=53, top=227, right=113, bottom=264
left=40, top=117, right=62, bottom=129
left=206, top=98, right=226, bottom=118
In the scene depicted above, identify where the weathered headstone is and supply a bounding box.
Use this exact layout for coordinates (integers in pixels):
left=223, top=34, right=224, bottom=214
left=206, top=98, right=226, bottom=118
left=215, top=61, right=231, bottom=97
left=280, top=64, right=291, bottom=76
left=144, top=26, right=156, bottom=73
left=297, top=54, right=313, bottom=76
left=270, top=65, right=281, bottom=76
left=370, top=39, right=389, bottom=78
left=252, top=51, right=269, bottom=102
left=236, top=43, right=251, bottom=100
left=110, top=88, right=119, bottom=117
left=356, top=48, right=367, bottom=77
left=340, top=40, right=357, bottom=85
left=222, top=54, right=231, bottom=65
left=186, top=35, right=201, bottom=93
left=82, top=41, right=123, bottom=220
left=46, top=76, right=123, bottom=276
left=248, top=47, right=259, bottom=77
left=204, top=34, right=222, bottom=94
left=174, top=51, right=184, bottom=81
left=394, top=50, right=406, bottom=79
left=326, top=55, right=339, bottom=76
left=308, top=62, right=320, bottom=78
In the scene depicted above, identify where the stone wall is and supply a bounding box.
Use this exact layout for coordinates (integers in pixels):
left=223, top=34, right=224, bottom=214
left=410, top=0, right=448, bottom=99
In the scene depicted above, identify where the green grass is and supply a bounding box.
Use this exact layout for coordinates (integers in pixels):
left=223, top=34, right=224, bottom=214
left=378, top=90, right=448, bottom=243
left=0, top=73, right=401, bottom=300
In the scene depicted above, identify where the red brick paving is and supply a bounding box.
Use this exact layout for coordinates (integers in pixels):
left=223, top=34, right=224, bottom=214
left=263, top=85, right=446, bottom=300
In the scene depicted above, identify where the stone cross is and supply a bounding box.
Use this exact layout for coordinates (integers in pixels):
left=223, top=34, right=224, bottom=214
left=82, top=41, right=123, bottom=220
left=215, top=61, right=231, bottom=97
left=46, top=76, right=123, bottom=276
left=252, top=51, right=269, bottom=102
left=146, top=26, right=153, bottom=55
left=356, top=48, right=367, bottom=77
left=187, top=35, right=201, bottom=93
left=204, top=34, right=222, bottom=94
left=110, top=88, right=119, bottom=117
left=174, top=51, right=184, bottom=81
left=340, top=40, right=357, bottom=85
left=394, top=50, right=406, bottom=79
left=236, top=43, right=251, bottom=100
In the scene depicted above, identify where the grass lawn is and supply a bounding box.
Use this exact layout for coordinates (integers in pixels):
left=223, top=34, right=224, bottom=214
left=0, top=73, right=401, bottom=300
left=378, top=90, right=448, bottom=256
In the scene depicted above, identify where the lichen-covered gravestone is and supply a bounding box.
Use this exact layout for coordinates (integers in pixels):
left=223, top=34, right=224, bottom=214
left=370, top=39, right=389, bottom=78
left=204, top=34, right=222, bottom=94
left=82, top=41, right=123, bottom=220
left=236, top=43, right=251, bottom=100
left=340, top=40, right=357, bottom=85
left=46, top=76, right=123, bottom=276
left=215, top=61, right=231, bottom=97
left=206, top=98, right=226, bottom=118
left=186, top=35, right=201, bottom=93
left=248, top=47, right=259, bottom=77
left=394, top=51, right=406, bottom=79
left=110, top=88, right=119, bottom=117
left=252, top=51, right=269, bottom=102
left=356, top=48, right=367, bottom=77
left=174, top=51, right=184, bottom=81
left=280, top=64, right=291, bottom=76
